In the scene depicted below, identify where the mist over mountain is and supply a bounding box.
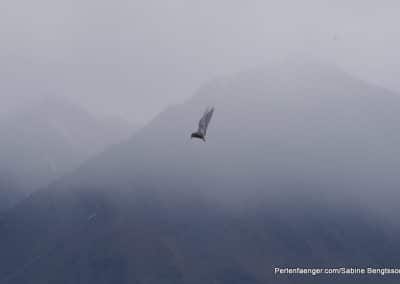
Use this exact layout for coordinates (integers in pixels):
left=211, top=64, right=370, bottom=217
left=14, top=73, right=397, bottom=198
left=1, top=60, right=400, bottom=283
left=0, top=96, right=133, bottom=211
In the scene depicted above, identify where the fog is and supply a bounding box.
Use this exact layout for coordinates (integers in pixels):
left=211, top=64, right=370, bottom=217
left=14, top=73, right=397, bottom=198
left=2, top=2, right=400, bottom=283
left=3, top=57, right=400, bottom=283
left=1, top=0, right=399, bottom=123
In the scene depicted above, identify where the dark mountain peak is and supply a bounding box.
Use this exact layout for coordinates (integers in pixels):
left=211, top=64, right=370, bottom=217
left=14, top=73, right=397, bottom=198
left=2, top=62, right=400, bottom=283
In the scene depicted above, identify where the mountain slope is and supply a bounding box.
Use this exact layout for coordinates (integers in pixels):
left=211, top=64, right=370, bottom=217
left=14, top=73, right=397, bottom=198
left=2, top=60, right=400, bottom=283
left=0, top=96, right=132, bottom=211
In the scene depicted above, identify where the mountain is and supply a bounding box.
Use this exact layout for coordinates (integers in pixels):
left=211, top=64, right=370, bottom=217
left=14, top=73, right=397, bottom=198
left=2, top=59, right=400, bottom=283
left=0, top=96, right=133, bottom=211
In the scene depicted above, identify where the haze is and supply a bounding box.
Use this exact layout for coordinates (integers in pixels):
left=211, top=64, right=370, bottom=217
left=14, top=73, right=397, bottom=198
left=3, top=2, right=400, bottom=282
left=1, top=0, right=399, bottom=123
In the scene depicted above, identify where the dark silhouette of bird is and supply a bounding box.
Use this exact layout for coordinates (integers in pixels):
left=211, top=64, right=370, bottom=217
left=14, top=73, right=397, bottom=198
left=191, top=107, right=214, bottom=142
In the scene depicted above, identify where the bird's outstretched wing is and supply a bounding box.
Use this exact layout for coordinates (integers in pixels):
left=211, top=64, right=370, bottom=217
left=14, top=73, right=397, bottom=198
left=198, top=107, right=214, bottom=136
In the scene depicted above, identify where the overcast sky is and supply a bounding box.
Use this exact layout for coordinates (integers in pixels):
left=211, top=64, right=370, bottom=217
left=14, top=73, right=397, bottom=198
left=1, top=0, right=399, bottom=123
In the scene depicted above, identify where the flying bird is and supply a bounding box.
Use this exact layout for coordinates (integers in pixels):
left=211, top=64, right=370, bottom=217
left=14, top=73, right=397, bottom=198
left=191, top=107, right=214, bottom=142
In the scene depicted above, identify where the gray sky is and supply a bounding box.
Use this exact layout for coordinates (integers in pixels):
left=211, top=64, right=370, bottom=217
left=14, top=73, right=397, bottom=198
left=1, top=0, right=399, bottom=123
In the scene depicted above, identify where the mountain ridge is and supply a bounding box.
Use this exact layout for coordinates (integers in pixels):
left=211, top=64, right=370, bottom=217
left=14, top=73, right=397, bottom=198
left=0, top=95, right=133, bottom=211
left=2, top=60, right=400, bottom=283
